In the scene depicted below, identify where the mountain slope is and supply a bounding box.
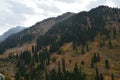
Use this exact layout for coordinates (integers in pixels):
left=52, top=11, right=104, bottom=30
left=0, top=26, right=26, bottom=41
left=0, top=12, right=75, bottom=54
left=34, top=6, right=120, bottom=80
left=36, top=6, right=120, bottom=51
left=0, top=6, right=120, bottom=80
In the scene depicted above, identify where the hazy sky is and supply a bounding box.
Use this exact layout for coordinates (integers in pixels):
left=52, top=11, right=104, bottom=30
left=0, top=0, right=120, bottom=35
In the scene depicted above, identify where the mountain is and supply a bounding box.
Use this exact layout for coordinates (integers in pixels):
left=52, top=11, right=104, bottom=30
left=0, top=26, right=26, bottom=41
left=0, top=6, right=120, bottom=80
left=0, top=12, right=75, bottom=54
left=36, top=6, right=120, bottom=51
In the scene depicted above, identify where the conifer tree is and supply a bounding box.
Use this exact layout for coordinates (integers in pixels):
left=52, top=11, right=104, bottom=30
left=86, top=43, right=89, bottom=52
left=82, top=48, right=85, bottom=54
left=57, top=61, right=63, bottom=80
left=62, top=58, right=66, bottom=72
left=99, top=73, right=104, bottom=80
left=45, top=70, right=49, bottom=80
left=113, top=27, right=117, bottom=39
left=111, top=73, right=114, bottom=80
left=95, top=67, right=99, bottom=80
left=47, top=53, right=50, bottom=65
left=109, top=39, right=113, bottom=49
left=91, top=56, right=94, bottom=68
left=97, top=52, right=100, bottom=62
left=58, top=61, right=61, bottom=73
left=105, top=59, right=109, bottom=69
left=73, top=63, right=79, bottom=80
left=15, top=70, right=20, bottom=80
left=50, top=69, right=57, bottom=80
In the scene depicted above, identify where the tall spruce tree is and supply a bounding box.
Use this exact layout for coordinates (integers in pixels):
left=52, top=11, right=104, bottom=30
left=95, top=67, right=99, bottom=80
left=73, top=63, right=79, bottom=80
left=62, top=58, right=66, bottom=73
left=105, top=59, right=109, bottom=69
left=99, top=73, right=104, bottom=80
left=111, top=73, right=114, bottom=80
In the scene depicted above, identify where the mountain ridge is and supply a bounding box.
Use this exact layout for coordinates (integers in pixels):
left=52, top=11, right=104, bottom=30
left=0, top=26, right=26, bottom=41
left=0, top=12, right=75, bottom=54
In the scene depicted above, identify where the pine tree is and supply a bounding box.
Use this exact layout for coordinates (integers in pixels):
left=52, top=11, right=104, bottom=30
left=86, top=43, right=89, bottom=52
left=97, top=52, right=100, bottom=62
left=91, top=56, right=94, bottom=68
left=82, top=73, right=86, bottom=80
left=62, top=58, right=66, bottom=72
left=57, top=61, right=63, bottom=80
left=109, top=39, right=113, bottom=49
left=32, top=45, right=35, bottom=53
left=81, top=60, right=85, bottom=65
left=111, top=73, right=114, bottom=80
left=95, top=67, right=99, bottom=80
left=24, top=73, right=30, bottom=80
left=93, top=53, right=97, bottom=63
left=15, top=70, right=20, bottom=80
left=105, top=59, right=109, bottom=69
left=73, top=63, right=79, bottom=80
left=45, top=71, right=49, bottom=80
left=99, top=73, right=104, bottom=80
left=50, top=69, right=57, bottom=80
left=58, top=61, right=61, bottom=73
left=82, top=48, right=85, bottom=54
left=113, top=27, right=117, bottom=39
left=47, top=53, right=50, bottom=65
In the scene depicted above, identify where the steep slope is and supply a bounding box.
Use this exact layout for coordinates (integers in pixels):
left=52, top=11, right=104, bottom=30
left=36, top=6, right=120, bottom=51
left=0, top=26, right=26, bottom=41
left=35, top=6, right=120, bottom=80
left=0, top=12, right=75, bottom=54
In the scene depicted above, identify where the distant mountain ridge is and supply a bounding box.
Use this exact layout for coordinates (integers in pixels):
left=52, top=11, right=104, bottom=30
left=0, top=26, right=26, bottom=41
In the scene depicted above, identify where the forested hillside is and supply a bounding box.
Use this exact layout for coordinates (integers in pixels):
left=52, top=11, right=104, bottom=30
left=0, top=6, right=120, bottom=80
left=0, top=12, right=75, bottom=54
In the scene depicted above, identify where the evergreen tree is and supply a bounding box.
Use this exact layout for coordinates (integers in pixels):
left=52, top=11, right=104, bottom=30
left=97, top=52, right=100, bottom=62
left=62, top=58, right=66, bottom=72
left=108, top=39, right=113, bottom=49
left=105, top=59, right=109, bottom=69
left=95, top=67, right=99, bottom=80
left=73, top=63, right=79, bottom=80
left=99, top=73, right=104, bottom=80
left=32, top=45, right=35, bottom=53
left=93, top=53, right=97, bottom=63
left=82, top=48, right=85, bottom=54
left=58, top=61, right=61, bottom=73
left=24, top=73, right=30, bottom=80
left=47, top=53, right=50, bottom=65
left=91, top=56, right=94, bottom=68
left=50, top=69, right=57, bottom=80
left=113, top=27, right=117, bottom=39
left=15, top=70, right=20, bottom=80
left=86, top=44, right=89, bottom=52
left=45, top=71, right=49, bottom=80
left=33, top=52, right=39, bottom=62
left=57, top=61, right=63, bottom=80
left=111, top=73, right=114, bottom=80
left=81, top=60, right=85, bottom=65
left=82, top=73, right=86, bottom=80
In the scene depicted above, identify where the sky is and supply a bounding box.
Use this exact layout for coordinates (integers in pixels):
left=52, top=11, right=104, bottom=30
left=0, top=0, right=120, bottom=35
